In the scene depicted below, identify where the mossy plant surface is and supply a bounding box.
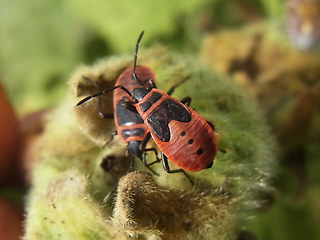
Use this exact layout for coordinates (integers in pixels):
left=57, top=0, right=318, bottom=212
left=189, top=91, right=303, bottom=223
left=201, top=22, right=320, bottom=154
left=200, top=22, right=320, bottom=240
left=24, top=46, right=276, bottom=240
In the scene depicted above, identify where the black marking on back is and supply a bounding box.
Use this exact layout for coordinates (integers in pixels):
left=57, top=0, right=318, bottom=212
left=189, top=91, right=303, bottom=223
left=121, top=128, right=145, bottom=139
left=132, top=87, right=150, bottom=101
left=146, top=98, right=191, bottom=142
left=139, top=92, right=162, bottom=112
left=196, top=148, right=204, bottom=155
left=116, top=99, right=144, bottom=126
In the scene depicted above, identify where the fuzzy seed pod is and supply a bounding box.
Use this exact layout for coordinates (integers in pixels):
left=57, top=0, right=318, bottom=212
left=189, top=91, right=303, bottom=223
left=24, top=46, right=276, bottom=240
left=113, top=171, right=232, bottom=239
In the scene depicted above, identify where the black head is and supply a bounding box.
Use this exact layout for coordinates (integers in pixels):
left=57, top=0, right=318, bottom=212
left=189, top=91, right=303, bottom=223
left=126, top=141, right=143, bottom=159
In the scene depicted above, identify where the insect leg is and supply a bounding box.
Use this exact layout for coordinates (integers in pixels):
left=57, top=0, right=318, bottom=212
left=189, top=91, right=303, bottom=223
left=97, top=98, right=113, bottom=118
left=218, top=148, right=227, bottom=154
left=143, top=148, right=160, bottom=166
left=139, top=132, right=151, bottom=151
left=141, top=151, right=160, bottom=176
left=81, top=75, right=114, bottom=118
left=139, top=133, right=160, bottom=175
left=206, top=120, right=215, bottom=131
left=161, top=152, right=194, bottom=185
left=103, top=155, right=135, bottom=202
left=180, top=96, right=192, bottom=106
left=167, top=76, right=190, bottom=96
left=103, top=130, right=118, bottom=147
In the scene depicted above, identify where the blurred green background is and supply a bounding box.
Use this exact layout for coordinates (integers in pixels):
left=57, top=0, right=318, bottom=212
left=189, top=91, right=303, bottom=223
left=0, top=0, right=282, bottom=113
left=0, top=0, right=319, bottom=239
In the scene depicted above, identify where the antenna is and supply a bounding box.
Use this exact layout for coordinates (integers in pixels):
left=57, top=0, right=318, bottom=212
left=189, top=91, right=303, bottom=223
left=132, top=31, right=144, bottom=84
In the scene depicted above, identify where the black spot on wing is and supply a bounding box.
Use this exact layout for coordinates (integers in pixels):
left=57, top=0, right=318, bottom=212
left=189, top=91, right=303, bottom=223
left=196, top=148, right=203, bottom=155
left=147, top=99, right=191, bottom=142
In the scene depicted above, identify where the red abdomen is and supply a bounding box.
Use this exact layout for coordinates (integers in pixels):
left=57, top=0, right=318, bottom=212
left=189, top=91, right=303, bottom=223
left=156, top=110, right=217, bottom=171
left=136, top=89, right=217, bottom=172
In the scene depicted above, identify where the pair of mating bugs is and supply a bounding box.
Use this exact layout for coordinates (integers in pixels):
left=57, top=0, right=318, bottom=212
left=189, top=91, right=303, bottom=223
left=77, top=31, right=218, bottom=183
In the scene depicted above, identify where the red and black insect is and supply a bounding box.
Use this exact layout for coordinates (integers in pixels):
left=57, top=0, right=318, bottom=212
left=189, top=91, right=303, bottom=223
left=77, top=31, right=218, bottom=181
left=81, top=34, right=160, bottom=175
left=111, top=65, right=160, bottom=174
left=84, top=70, right=160, bottom=175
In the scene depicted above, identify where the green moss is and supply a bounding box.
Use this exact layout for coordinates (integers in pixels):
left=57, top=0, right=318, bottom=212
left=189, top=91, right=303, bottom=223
left=25, top=169, right=116, bottom=240
left=24, top=46, right=276, bottom=239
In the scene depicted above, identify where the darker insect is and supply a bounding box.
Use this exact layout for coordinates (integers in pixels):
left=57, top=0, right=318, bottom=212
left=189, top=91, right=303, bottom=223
left=83, top=33, right=160, bottom=176
left=77, top=31, right=218, bottom=184
left=81, top=69, right=160, bottom=175
left=111, top=65, right=161, bottom=175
